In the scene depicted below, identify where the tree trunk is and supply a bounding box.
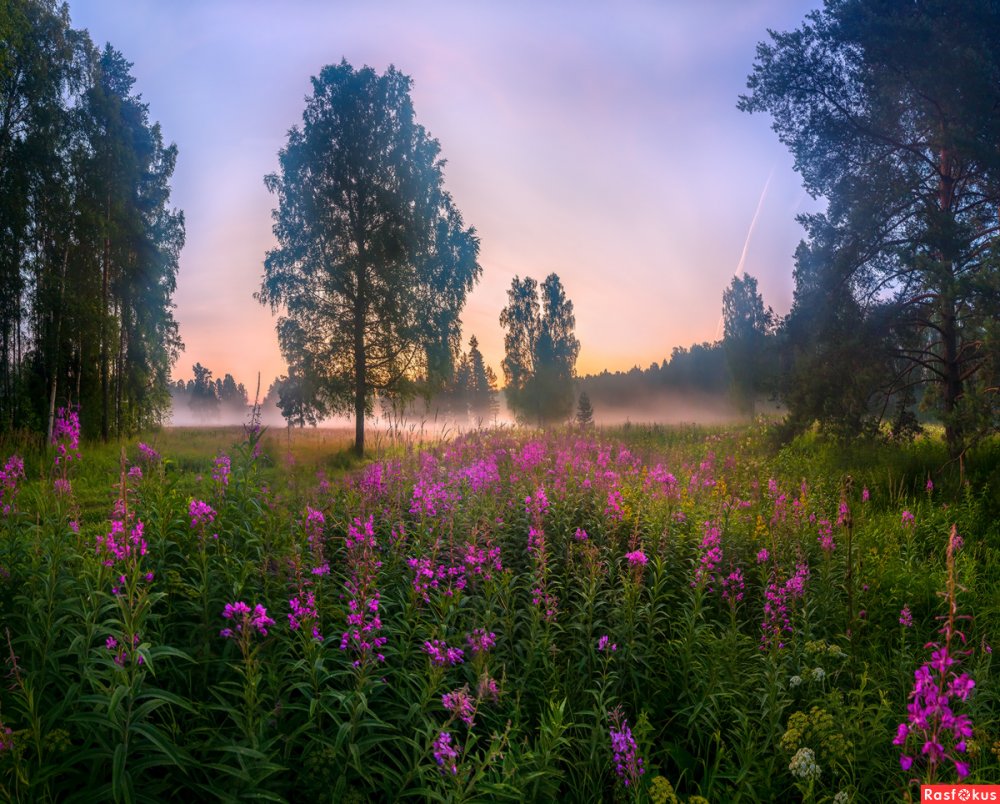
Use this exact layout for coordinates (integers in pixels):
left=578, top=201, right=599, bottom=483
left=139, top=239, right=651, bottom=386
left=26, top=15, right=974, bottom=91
left=353, top=266, right=367, bottom=458
left=937, top=148, right=963, bottom=460
left=940, top=291, right=963, bottom=460
left=101, top=192, right=110, bottom=441
left=47, top=244, right=70, bottom=441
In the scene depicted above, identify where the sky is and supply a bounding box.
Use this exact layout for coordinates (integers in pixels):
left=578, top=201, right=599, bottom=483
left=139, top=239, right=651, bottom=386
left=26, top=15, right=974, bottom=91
left=67, top=0, right=823, bottom=390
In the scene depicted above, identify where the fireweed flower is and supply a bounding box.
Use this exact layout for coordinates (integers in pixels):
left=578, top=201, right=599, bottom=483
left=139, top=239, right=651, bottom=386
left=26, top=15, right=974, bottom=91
left=424, top=638, right=464, bottom=666
left=862, top=486, right=870, bottom=502
left=188, top=499, right=218, bottom=541
left=895, top=525, right=975, bottom=781
left=761, top=563, right=809, bottom=649
left=836, top=499, right=851, bottom=528
left=340, top=515, right=386, bottom=667
left=51, top=406, right=81, bottom=465
left=608, top=707, right=644, bottom=788
left=410, top=480, right=454, bottom=519
left=0, top=455, right=25, bottom=515
left=442, top=687, right=476, bottom=727
left=604, top=488, right=624, bottom=522
left=137, top=442, right=160, bottom=464
left=433, top=731, right=460, bottom=775
left=901, top=510, right=915, bottom=528
left=817, top=519, right=836, bottom=554
left=693, top=520, right=722, bottom=589
left=598, top=634, right=617, bottom=653
left=220, top=602, right=275, bottom=639
left=304, top=506, right=326, bottom=570
left=465, top=629, right=496, bottom=655
left=288, top=591, right=323, bottom=641
left=573, top=527, right=589, bottom=542
left=756, top=548, right=770, bottom=564
left=462, top=540, right=503, bottom=583
left=477, top=673, right=500, bottom=702
left=212, top=454, right=231, bottom=490
left=625, top=549, right=648, bottom=567
left=722, top=566, right=745, bottom=604
left=899, top=606, right=914, bottom=628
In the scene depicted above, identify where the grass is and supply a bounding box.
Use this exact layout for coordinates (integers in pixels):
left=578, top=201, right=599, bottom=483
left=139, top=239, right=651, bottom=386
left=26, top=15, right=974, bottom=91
left=0, top=419, right=996, bottom=802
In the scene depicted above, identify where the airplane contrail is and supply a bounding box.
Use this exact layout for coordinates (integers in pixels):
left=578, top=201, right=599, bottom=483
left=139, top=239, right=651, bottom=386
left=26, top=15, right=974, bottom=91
left=735, top=167, right=774, bottom=278
left=716, top=168, right=774, bottom=339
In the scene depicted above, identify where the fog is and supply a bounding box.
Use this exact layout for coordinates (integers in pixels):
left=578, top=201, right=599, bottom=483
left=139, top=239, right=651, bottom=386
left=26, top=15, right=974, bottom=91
left=164, top=389, right=750, bottom=432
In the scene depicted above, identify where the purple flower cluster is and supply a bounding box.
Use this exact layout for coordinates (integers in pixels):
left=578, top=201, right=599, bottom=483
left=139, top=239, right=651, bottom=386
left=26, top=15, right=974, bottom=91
left=722, top=566, right=745, bottom=605
left=625, top=549, right=648, bottom=567
left=96, top=519, right=148, bottom=569
left=644, top=464, right=678, bottom=499
left=433, top=731, right=459, bottom=775
left=894, top=651, right=974, bottom=778
left=303, top=506, right=327, bottom=572
left=693, top=520, right=722, bottom=589
left=340, top=516, right=386, bottom=666
left=51, top=406, right=81, bottom=465
left=0, top=455, right=24, bottom=516
left=424, top=638, right=464, bottom=666
left=410, top=480, right=454, bottom=519
left=465, top=628, right=496, bottom=655
left=895, top=525, right=975, bottom=781
left=212, top=454, right=231, bottom=490
left=137, top=442, right=160, bottom=464
left=442, top=687, right=476, bottom=727
left=407, top=555, right=467, bottom=602
left=604, top=488, right=624, bottom=522
left=220, top=601, right=275, bottom=640
left=817, top=519, right=836, bottom=554
left=105, top=632, right=143, bottom=668
left=608, top=707, right=644, bottom=788
left=462, top=540, right=503, bottom=582
left=761, top=563, right=809, bottom=649
left=598, top=634, right=617, bottom=653
left=188, top=499, right=218, bottom=540
left=288, top=591, right=323, bottom=641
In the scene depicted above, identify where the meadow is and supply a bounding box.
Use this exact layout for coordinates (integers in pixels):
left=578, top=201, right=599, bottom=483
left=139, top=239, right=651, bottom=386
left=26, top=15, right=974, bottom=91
left=0, top=412, right=998, bottom=802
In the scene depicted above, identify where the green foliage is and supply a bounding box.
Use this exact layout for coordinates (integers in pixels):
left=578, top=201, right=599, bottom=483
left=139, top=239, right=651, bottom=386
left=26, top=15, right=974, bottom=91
left=0, top=422, right=997, bottom=800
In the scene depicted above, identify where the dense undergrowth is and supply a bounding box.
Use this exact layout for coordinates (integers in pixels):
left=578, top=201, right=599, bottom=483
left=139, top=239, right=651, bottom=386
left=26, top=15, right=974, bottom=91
left=0, top=416, right=997, bottom=802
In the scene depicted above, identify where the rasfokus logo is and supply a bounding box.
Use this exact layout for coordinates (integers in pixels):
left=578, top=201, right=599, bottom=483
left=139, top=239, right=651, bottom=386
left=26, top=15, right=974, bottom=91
left=922, top=785, right=1000, bottom=801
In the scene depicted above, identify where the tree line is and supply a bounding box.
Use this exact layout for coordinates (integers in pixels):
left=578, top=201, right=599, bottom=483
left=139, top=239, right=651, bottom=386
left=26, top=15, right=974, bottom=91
left=1, top=0, right=184, bottom=439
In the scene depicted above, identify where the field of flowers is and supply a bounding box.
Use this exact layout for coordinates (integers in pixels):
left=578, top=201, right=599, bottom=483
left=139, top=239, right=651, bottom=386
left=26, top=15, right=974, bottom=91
left=0, top=410, right=998, bottom=802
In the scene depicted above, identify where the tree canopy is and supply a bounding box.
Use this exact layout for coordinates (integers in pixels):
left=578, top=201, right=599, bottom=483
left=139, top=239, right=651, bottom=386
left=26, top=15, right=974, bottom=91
left=258, top=60, right=481, bottom=456
left=500, top=273, right=580, bottom=425
left=721, top=272, right=775, bottom=415
left=740, top=0, right=1000, bottom=455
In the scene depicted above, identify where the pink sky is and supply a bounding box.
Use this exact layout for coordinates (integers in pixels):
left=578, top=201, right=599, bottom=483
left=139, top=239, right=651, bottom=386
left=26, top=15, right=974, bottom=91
left=68, top=0, right=822, bottom=389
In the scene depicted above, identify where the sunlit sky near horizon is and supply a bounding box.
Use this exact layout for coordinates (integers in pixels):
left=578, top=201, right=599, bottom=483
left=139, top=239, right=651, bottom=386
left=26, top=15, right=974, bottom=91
left=68, top=0, right=823, bottom=390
